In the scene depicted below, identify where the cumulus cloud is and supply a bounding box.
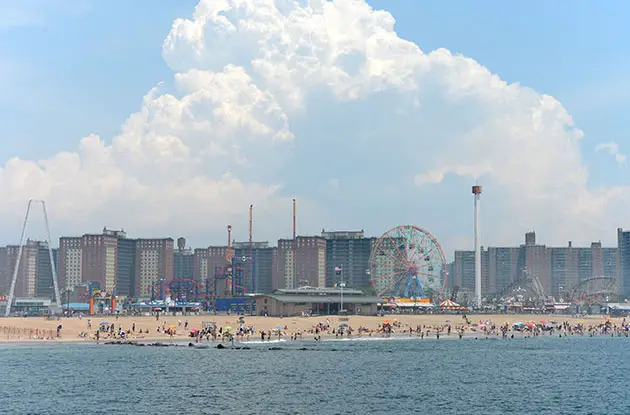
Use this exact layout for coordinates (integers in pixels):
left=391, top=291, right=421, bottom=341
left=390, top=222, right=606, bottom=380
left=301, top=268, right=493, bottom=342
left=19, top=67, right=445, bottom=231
left=596, top=142, right=626, bottom=165
left=1, top=0, right=629, bottom=251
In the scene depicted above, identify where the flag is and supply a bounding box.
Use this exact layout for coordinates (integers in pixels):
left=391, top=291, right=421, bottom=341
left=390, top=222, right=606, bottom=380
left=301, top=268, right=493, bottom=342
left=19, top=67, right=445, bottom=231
left=335, top=266, right=342, bottom=275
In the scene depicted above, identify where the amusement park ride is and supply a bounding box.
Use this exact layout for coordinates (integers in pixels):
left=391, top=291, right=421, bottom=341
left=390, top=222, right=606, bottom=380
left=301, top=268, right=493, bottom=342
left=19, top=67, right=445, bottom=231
left=369, top=225, right=447, bottom=303
left=150, top=224, right=249, bottom=311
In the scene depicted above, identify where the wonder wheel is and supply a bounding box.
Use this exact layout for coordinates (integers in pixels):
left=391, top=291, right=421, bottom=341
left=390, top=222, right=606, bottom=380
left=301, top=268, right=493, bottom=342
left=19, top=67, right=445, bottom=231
left=369, top=225, right=446, bottom=299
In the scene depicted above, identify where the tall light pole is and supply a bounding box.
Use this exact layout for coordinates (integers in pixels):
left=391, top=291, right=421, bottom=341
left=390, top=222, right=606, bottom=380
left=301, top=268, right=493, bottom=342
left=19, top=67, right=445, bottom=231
left=337, top=265, right=345, bottom=314
left=473, top=185, right=482, bottom=309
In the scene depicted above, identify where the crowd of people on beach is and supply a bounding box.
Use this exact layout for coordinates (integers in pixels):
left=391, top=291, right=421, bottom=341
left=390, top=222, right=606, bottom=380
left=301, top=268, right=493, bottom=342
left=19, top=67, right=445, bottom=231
left=3, top=314, right=630, bottom=343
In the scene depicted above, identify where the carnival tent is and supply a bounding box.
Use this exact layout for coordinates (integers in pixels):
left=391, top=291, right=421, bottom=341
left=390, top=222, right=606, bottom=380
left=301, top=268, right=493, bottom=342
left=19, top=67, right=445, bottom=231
left=439, top=300, right=467, bottom=311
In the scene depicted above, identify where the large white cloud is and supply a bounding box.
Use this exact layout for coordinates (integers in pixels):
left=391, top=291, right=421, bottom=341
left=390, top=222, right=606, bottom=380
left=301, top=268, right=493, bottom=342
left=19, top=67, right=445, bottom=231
left=1, top=0, right=629, bottom=252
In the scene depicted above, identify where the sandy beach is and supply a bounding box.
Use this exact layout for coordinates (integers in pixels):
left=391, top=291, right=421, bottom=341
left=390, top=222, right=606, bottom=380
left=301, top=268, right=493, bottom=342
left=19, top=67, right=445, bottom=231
left=0, top=313, right=623, bottom=343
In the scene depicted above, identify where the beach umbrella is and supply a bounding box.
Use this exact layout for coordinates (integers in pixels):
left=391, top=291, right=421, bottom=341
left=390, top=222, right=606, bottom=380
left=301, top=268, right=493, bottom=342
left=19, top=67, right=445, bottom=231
left=100, top=322, right=109, bottom=325
left=338, top=323, right=349, bottom=328
left=168, top=325, right=176, bottom=329
left=190, top=328, right=199, bottom=333
left=276, top=325, right=284, bottom=329
left=223, top=326, right=233, bottom=332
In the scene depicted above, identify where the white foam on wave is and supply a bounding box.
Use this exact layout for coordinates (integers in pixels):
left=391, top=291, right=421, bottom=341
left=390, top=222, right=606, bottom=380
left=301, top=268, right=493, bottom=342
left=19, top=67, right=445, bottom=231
left=240, top=339, right=288, bottom=345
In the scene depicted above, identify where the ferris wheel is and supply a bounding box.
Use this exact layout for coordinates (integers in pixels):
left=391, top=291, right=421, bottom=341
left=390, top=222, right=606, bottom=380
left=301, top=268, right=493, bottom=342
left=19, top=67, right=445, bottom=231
left=370, top=225, right=447, bottom=299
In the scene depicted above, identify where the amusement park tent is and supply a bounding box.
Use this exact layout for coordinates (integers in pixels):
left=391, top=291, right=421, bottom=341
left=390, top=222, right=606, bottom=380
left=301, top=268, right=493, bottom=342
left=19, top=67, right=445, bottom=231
left=439, top=300, right=468, bottom=311
left=392, top=298, right=434, bottom=308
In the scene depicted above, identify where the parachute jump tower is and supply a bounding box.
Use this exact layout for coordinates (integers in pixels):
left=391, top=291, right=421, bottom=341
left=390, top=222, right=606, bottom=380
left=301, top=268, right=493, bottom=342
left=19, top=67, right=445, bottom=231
left=5, top=200, right=62, bottom=316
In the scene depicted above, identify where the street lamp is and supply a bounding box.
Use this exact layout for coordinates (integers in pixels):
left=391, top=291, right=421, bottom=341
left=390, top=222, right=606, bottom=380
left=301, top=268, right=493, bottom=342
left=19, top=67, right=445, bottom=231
left=336, top=265, right=345, bottom=314
left=64, top=289, right=71, bottom=316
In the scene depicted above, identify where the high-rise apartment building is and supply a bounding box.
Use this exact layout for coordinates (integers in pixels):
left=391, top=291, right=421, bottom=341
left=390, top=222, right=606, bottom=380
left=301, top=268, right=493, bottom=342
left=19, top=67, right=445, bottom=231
left=487, top=247, right=520, bottom=295
left=0, top=247, right=8, bottom=294
left=453, top=232, right=619, bottom=299
left=0, top=241, right=57, bottom=299
left=36, top=243, right=58, bottom=299
left=233, top=241, right=275, bottom=294
left=134, top=238, right=174, bottom=298
left=60, top=229, right=174, bottom=298
left=549, top=241, right=619, bottom=297
left=81, top=233, right=118, bottom=293
left=59, top=237, right=82, bottom=291
left=274, top=239, right=295, bottom=289
left=275, top=236, right=326, bottom=289
left=452, top=249, right=488, bottom=294
left=453, top=250, right=474, bottom=292
left=174, top=238, right=194, bottom=280
left=3, top=242, right=38, bottom=298
left=618, top=228, right=630, bottom=299
left=519, top=232, right=551, bottom=294
left=549, top=245, right=578, bottom=297
left=0, top=241, right=58, bottom=299
left=603, top=247, right=617, bottom=280
left=116, top=238, right=137, bottom=297
left=322, top=230, right=375, bottom=291
left=194, top=246, right=233, bottom=286
left=193, top=248, right=210, bottom=282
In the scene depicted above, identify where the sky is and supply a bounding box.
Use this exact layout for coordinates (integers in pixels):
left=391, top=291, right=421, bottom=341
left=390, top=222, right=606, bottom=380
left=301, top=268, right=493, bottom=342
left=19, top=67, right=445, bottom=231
left=1, top=0, right=629, bottom=257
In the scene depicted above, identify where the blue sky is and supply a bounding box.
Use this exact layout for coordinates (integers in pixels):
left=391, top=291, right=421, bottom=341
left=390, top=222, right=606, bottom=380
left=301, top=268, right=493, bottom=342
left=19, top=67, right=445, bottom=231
left=2, top=1, right=629, bottom=180
left=368, top=0, right=630, bottom=187
left=0, top=0, right=629, bottom=251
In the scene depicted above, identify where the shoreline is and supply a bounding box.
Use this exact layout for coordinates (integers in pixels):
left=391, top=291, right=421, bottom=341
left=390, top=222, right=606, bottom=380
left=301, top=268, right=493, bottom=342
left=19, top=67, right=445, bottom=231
left=0, top=313, right=626, bottom=346
left=1, top=331, right=627, bottom=347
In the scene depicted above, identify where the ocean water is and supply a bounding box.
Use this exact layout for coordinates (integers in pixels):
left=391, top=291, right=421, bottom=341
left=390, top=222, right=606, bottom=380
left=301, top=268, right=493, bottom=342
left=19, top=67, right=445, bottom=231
left=1, top=336, right=629, bottom=415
